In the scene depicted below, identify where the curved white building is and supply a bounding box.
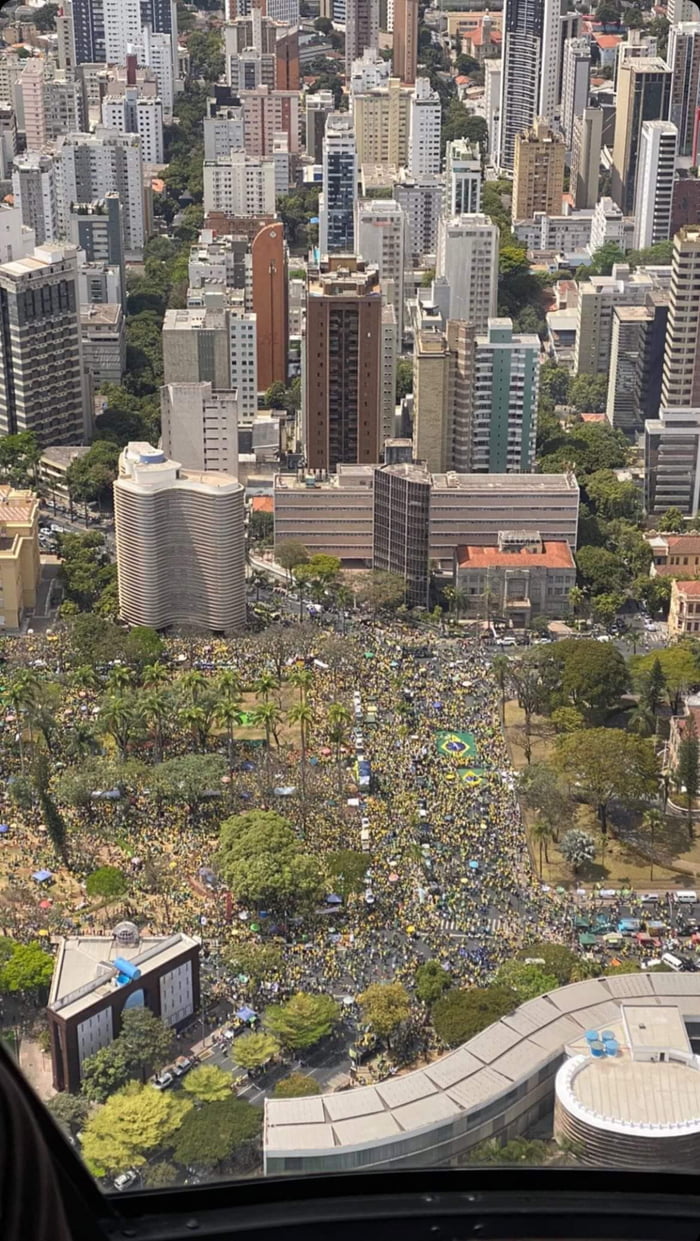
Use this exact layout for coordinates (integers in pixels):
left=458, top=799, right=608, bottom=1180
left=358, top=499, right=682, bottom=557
left=263, top=972, right=700, bottom=1174
left=114, top=442, right=245, bottom=633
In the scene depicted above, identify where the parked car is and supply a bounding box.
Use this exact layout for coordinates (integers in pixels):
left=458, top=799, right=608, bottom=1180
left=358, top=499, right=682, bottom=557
left=151, top=1070, right=174, bottom=1090
left=173, top=1056, right=195, bottom=1077
left=113, top=1170, right=139, bottom=1192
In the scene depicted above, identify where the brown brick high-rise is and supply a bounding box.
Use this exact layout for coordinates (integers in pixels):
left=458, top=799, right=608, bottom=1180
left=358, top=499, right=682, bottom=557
left=252, top=220, right=288, bottom=391
left=303, top=261, right=382, bottom=472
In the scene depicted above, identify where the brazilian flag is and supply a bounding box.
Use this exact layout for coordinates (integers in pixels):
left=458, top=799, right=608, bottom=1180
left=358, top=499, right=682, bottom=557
left=435, top=731, right=478, bottom=761
left=457, top=767, right=485, bottom=786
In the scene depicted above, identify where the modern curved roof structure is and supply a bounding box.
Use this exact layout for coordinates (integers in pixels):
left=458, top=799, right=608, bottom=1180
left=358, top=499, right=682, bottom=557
left=263, top=972, right=700, bottom=1173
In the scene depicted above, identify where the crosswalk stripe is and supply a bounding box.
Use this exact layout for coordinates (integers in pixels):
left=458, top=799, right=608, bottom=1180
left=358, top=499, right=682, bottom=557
left=438, top=916, right=504, bottom=937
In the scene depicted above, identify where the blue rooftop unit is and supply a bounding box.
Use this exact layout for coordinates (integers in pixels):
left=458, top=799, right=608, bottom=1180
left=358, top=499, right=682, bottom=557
left=113, top=957, right=142, bottom=985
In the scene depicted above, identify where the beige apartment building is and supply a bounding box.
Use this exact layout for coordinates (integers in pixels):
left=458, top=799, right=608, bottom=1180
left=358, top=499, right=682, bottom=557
left=114, top=443, right=245, bottom=633
left=413, top=321, right=476, bottom=474
left=353, top=78, right=411, bottom=168
left=661, top=227, right=700, bottom=409
left=0, top=487, right=40, bottom=630
left=611, top=58, right=672, bottom=215
left=512, top=120, right=565, bottom=220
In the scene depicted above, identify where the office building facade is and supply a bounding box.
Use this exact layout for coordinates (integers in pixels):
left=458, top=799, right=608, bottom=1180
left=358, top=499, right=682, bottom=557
left=445, top=139, right=482, bottom=216
left=645, top=406, right=700, bottom=515
left=392, top=0, right=418, bottom=83
left=408, top=77, right=441, bottom=177
left=560, top=35, right=590, bottom=147
left=319, top=113, right=358, bottom=256
left=0, top=245, right=89, bottom=447
left=610, top=59, right=672, bottom=215
left=632, top=121, right=677, bottom=252
left=668, top=22, right=700, bottom=160
left=471, top=318, right=539, bottom=473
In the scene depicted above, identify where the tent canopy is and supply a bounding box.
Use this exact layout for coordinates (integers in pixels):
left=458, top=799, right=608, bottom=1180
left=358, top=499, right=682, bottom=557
left=32, top=870, right=53, bottom=883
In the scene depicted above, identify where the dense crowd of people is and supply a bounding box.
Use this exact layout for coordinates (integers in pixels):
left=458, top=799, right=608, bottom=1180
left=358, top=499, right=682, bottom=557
left=0, top=623, right=576, bottom=1034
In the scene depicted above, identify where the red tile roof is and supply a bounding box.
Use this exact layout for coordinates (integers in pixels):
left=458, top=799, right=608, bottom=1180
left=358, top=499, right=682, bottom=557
left=665, top=535, right=700, bottom=554
left=579, top=412, right=607, bottom=422
left=456, top=541, right=575, bottom=570
left=674, top=580, right=700, bottom=596
left=251, top=496, right=273, bottom=513
left=594, top=33, right=622, bottom=47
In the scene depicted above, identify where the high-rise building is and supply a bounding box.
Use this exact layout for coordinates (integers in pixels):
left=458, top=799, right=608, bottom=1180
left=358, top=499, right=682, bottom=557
left=239, top=85, right=299, bottom=156
left=142, top=25, right=175, bottom=121
left=188, top=230, right=252, bottom=300
left=560, top=35, right=590, bottom=147
left=373, top=462, right=431, bottom=605
left=353, top=78, right=411, bottom=168
left=0, top=204, right=35, bottom=265
left=606, top=304, right=652, bottom=433
left=484, top=60, right=502, bottom=158
left=319, top=113, right=357, bottom=256
left=412, top=321, right=476, bottom=473
left=11, top=152, right=59, bottom=247
left=267, top=0, right=300, bottom=23
left=668, top=23, right=700, bottom=160
left=350, top=48, right=391, bottom=94
left=114, top=442, right=245, bottom=632
left=355, top=198, right=406, bottom=339
left=408, top=77, right=441, bottom=176
left=610, top=58, right=672, bottom=216
left=18, top=59, right=47, bottom=153
left=303, top=260, right=383, bottom=471
left=204, top=106, right=245, bottom=159
left=162, top=306, right=231, bottom=390
left=570, top=105, right=603, bottom=209
left=434, top=214, right=499, bottom=332
left=0, top=105, right=17, bottom=182
left=445, top=139, right=481, bottom=216
left=345, top=0, right=380, bottom=78
left=55, top=128, right=146, bottom=258
left=44, top=68, right=84, bottom=143
left=645, top=407, right=700, bottom=515
left=101, top=66, right=164, bottom=164
left=616, top=28, right=659, bottom=87
left=470, top=318, right=539, bottom=473
left=0, top=245, right=89, bottom=446
left=251, top=220, right=288, bottom=391
left=575, top=264, right=666, bottom=376
left=632, top=121, right=677, bottom=252
left=512, top=119, right=565, bottom=220
left=203, top=151, right=278, bottom=217
left=69, top=194, right=126, bottom=309
left=661, top=226, right=700, bottom=409
left=227, top=305, right=258, bottom=420
left=392, top=0, right=418, bottom=84
left=305, top=90, right=334, bottom=163
left=668, top=0, right=700, bottom=19
left=161, top=381, right=239, bottom=474
left=498, top=0, right=544, bottom=173
left=393, top=170, right=443, bottom=265
left=80, top=302, right=126, bottom=386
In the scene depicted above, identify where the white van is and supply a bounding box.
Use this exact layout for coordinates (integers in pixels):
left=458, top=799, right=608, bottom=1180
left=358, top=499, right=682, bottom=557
left=661, top=952, right=684, bottom=972
left=675, top=891, right=698, bottom=904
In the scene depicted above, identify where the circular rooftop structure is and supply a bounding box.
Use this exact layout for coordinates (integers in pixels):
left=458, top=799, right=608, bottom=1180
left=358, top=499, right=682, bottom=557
left=112, top=921, right=140, bottom=947
left=555, top=1055, right=700, bottom=1169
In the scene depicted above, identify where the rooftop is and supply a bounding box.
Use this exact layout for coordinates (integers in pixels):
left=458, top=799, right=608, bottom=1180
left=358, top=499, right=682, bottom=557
left=264, top=974, right=700, bottom=1161
left=568, top=1057, right=700, bottom=1129
left=49, top=931, right=200, bottom=1021
left=623, top=1004, right=691, bottom=1054
left=80, top=303, right=122, bottom=327
left=455, top=541, right=575, bottom=570
left=674, top=580, right=700, bottom=597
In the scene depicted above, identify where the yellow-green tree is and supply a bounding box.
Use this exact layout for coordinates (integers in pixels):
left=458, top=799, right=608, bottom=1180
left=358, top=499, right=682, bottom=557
left=182, top=1064, right=232, bottom=1103
left=81, top=1082, right=191, bottom=1177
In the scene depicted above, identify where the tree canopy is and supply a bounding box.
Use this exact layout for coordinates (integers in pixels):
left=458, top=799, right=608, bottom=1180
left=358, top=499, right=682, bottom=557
left=263, top=991, right=340, bottom=1050
left=432, top=986, right=515, bottom=1046
left=81, top=1082, right=191, bottom=1177
left=554, top=728, right=659, bottom=833
left=358, top=982, right=411, bottom=1040
left=217, top=812, right=323, bottom=915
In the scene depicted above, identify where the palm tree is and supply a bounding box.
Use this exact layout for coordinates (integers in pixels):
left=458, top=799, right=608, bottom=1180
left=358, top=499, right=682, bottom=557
left=99, top=696, right=141, bottom=761
left=107, top=666, right=134, bottom=693
left=568, top=585, right=585, bottom=622
left=71, top=665, right=101, bottom=693
left=141, top=663, right=169, bottom=689
left=531, top=819, right=554, bottom=875
left=143, top=690, right=172, bottom=763
left=491, top=654, right=511, bottom=725
left=327, top=704, right=351, bottom=795
left=254, top=671, right=278, bottom=701
left=250, top=569, right=268, bottom=602
left=178, top=704, right=210, bottom=752
left=64, top=719, right=100, bottom=762
left=288, top=701, right=315, bottom=815
left=214, top=699, right=243, bottom=775
left=287, top=666, right=313, bottom=703
left=178, top=670, right=206, bottom=702
left=627, top=701, right=656, bottom=737
left=217, top=669, right=243, bottom=700
left=642, top=809, right=664, bottom=881
left=6, top=670, right=40, bottom=770
left=251, top=701, right=282, bottom=784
